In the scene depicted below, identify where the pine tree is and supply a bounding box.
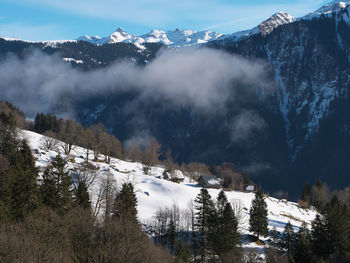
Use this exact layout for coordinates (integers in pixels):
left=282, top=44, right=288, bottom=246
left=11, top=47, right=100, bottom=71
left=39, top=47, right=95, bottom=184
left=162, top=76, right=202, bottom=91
left=221, top=203, right=240, bottom=254
left=294, top=222, right=312, bottom=263
left=270, top=226, right=280, bottom=245
left=74, top=180, right=91, bottom=210
left=0, top=113, right=39, bottom=221
left=112, top=182, right=137, bottom=222
left=311, top=196, right=350, bottom=260
left=249, top=190, right=269, bottom=240
left=40, top=154, right=73, bottom=213
left=326, top=195, right=349, bottom=256
left=213, top=190, right=241, bottom=257
left=300, top=182, right=311, bottom=203
left=8, top=141, right=39, bottom=220
left=213, top=190, right=228, bottom=254
left=282, top=221, right=295, bottom=261
left=311, top=214, right=329, bottom=259
left=194, top=188, right=216, bottom=262
left=216, top=190, right=228, bottom=226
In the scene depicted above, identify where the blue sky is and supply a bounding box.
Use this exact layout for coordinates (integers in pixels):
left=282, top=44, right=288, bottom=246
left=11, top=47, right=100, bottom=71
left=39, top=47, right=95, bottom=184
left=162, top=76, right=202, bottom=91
left=0, top=0, right=330, bottom=40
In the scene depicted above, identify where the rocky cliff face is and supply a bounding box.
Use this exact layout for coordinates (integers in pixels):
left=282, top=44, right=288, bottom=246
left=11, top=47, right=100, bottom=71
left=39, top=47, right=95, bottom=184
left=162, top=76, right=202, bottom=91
left=209, top=5, right=350, bottom=194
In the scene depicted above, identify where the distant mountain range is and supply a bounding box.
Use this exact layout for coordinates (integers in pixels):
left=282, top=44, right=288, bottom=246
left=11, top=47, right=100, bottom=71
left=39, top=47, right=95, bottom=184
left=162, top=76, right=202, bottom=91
left=2, top=1, right=349, bottom=48
left=1, top=0, right=350, bottom=197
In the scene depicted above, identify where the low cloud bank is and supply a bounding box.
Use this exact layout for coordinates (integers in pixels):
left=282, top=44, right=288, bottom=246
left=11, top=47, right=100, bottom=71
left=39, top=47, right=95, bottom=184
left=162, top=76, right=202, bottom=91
left=0, top=47, right=270, bottom=117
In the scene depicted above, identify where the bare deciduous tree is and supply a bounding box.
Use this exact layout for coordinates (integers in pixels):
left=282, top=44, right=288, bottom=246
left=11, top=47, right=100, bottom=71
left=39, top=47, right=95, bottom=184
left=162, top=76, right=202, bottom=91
left=93, top=170, right=117, bottom=220
left=125, top=140, right=143, bottom=162
left=40, top=130, right=59, bottom=152
left=79, top=126, right=96, bottom=161
left=58, top=119, right=82, bottom=155
left=184, top=162, right=210, bottom=182
left=141, top=139, right=161, bottom=175
left=231, top=199, right=246, bottom=232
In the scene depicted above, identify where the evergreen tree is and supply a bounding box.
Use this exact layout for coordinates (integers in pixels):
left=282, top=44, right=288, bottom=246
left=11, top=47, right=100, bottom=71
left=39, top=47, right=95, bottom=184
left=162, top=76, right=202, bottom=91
left=311, top=214, right=329, bottom=259
left=0, top=114, right=39, bottom=221
left=326, top=195, right=349, bottom=256
left=282, top=221, right=295, bottom=261
left=294, top=222, right=312, bottom=263
left=194, top=188, right=216, bottom=262
left=249, top=190, right=269, bottom=239
left=300, top=182, right=311, bottom=203
left=74, top=180, right=91, bottom=210
left=8, top=141, right=39, bottom=220
left=216, top=190, right=228, bottom=228
left=270, top=226, right=280, bottom=245
left=213, top=190, right=241, bottom=257
left=40, top=154, right=73, bottom=213
left=220, top=203, right=241, bottom=255
left=311, top=196, right=350, bottom=259
left=112, top=182, right=137, bottom=222
left=213, top=190, right=228, bottom=254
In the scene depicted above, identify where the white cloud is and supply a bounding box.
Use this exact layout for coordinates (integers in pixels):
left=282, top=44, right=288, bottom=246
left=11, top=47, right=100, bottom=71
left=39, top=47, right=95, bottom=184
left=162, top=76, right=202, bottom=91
left=0, top=48, right=270, bottom=116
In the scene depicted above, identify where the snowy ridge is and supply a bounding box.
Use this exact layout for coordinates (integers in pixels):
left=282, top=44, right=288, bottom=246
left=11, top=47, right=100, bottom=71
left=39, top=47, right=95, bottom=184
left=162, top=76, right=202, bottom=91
left=302, top=0, right=350, bottom=20
left=0, top=37, right=77, bottom=48
left=22, top=129, right=317, bottom=257
left=78, top=28, right=223, bottom=48
left=218, top=12, right=296, bottom=43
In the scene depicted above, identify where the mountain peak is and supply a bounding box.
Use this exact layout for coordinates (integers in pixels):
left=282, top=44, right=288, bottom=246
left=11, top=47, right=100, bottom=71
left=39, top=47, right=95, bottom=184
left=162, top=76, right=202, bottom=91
left=79, top=28, right=222, bottom=48
left=303, top=0, right=350, bottom=19
left=258, top=12, right=296, bottom=35
left=219, top=11, right=295, bottom=42
left=115, top=27, right=126, bottom=33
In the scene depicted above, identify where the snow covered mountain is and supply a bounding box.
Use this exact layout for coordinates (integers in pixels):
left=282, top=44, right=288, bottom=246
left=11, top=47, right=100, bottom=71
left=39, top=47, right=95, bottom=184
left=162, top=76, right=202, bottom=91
left=78, top=28, right=223, bottom=48
left=217, top=12, right=296, bottom=42
left=22, top=129, right=317, bottom=259
left=302, top=0, right=350, bottom=20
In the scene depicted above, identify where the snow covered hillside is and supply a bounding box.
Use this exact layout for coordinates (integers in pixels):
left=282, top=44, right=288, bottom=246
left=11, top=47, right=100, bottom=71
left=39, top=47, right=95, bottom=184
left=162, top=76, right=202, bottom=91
left=22, top=129, right=317, bottom=256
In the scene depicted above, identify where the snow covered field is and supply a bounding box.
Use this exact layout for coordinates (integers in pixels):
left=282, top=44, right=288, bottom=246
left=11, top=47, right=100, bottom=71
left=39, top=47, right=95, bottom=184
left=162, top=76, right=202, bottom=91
left=22, top=129, right=317, bottom=258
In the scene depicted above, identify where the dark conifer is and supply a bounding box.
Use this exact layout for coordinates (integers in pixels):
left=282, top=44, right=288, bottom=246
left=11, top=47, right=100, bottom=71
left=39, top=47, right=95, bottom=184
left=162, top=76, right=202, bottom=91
left=112, top=182, right=137, bottom=222
left=300, top=182, right=311, bottom=203
left=294, top=222, right=312, bottom=263
left=194, top=188, right=216, bottom=262
left=249, top=190, right=269, bottom=239
left=40, top=154, right=73, bottom=213
left=74, top=180, right=91, bottom=210
left=282, top=221, right=295, bottom=261
left=221, top=203, right=240, bottom=254
left=311, top=214, right=329, bottom=259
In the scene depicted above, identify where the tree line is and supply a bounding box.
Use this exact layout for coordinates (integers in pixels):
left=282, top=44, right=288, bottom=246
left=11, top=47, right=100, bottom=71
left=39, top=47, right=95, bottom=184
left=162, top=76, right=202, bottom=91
left=34, top=113, right=123, bottom=162
left=151, top=189, right=242, bottom=262
left=34, top=111, right=253, bottom=189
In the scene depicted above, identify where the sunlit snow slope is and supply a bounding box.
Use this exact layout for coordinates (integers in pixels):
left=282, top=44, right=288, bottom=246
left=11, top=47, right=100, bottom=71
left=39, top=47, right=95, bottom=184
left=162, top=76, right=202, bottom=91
left=22, top=129, right=316, bottom=256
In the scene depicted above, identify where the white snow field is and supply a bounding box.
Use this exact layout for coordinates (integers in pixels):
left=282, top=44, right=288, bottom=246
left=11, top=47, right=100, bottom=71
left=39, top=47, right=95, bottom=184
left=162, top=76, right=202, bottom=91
left=21, top=129, right=317, bottom=259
